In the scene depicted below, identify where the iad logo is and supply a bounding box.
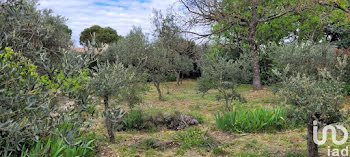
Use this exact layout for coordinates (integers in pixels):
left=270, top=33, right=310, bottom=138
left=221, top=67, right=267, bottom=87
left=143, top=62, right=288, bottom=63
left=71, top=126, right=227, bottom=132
left=313, top=120, right=348, bottom=145
left=313, top=120, right=349, bottom=156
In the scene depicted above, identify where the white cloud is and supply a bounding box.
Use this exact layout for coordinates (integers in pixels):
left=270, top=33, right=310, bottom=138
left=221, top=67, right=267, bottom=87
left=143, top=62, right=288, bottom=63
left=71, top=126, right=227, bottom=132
left=38, top=0, right=178, bottom=47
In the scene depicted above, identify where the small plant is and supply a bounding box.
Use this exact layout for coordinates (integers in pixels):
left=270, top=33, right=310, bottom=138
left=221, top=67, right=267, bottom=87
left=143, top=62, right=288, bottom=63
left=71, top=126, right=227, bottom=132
left=215, top=106, right=290, bottom=133
left=212, top=147, right=228, bottom=155
left=122, top=110, right=145, bottom=130
left=174, top=127, right=217, bottom=153
left=139, top=138, right=158, bottom=149
left=188, top=112, right=205, bottom=124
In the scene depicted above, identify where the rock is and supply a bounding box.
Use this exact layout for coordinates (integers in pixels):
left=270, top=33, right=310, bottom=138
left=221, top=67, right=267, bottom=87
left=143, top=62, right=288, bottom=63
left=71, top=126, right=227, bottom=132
left=189, top=119, right=199, bottom=125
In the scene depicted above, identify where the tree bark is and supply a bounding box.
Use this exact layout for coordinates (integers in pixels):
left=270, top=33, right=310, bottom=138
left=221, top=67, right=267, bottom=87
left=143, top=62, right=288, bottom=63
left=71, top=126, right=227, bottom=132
left=307, top=115, right=319, bottom=157
left=153, top=81, right=162, bottom=100
left=248, top=1, right=262, bottom=90
left=104, top=95, right=115, bottom=143
left=225, top=98, right=229, bottom=111
left=175, top=71, right=180, bottom=87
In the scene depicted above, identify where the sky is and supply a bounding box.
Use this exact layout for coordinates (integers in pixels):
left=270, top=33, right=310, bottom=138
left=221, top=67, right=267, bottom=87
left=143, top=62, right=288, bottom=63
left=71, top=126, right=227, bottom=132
left=38, top=0, right=178, bottom=47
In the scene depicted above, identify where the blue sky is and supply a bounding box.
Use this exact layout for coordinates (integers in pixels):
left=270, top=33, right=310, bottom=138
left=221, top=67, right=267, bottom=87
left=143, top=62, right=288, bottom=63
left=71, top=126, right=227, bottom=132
left=38, top=0, right=178, bottom=47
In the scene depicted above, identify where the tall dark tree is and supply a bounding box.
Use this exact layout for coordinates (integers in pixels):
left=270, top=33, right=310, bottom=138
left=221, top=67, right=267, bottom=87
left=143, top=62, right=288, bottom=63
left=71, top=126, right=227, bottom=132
left=79, top=25, right=121, bottom=47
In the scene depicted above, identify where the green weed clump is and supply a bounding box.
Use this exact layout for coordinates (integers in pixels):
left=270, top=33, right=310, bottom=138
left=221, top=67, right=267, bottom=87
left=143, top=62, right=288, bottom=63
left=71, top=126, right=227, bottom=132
left=122, top=110, right=145, bottom=130
left=215, top=106, right=292, bottom=133
left=173, top=127, right=217, bottom=155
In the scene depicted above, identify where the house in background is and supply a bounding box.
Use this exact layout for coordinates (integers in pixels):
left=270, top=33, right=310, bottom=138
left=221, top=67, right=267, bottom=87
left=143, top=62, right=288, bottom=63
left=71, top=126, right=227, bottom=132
left=72, top=44, right=109, bottom=54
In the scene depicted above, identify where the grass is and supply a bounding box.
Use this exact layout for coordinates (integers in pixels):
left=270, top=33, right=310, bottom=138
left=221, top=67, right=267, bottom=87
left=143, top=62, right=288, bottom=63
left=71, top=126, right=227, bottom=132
left=173, top=127, right=217, bottom=155
left=91, top=79, right=350, bottom=156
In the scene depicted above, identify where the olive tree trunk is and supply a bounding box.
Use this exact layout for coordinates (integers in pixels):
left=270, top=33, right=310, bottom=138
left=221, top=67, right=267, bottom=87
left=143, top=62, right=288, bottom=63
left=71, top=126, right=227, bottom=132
left=307, top=115, right=319, bottom=157
left=248, top=1, right=262, bottom=90
left=104, top=95, right=115, bottom=143
left=175, top=71, right=180, bottom=87
left=225, top=98, right=230, bottom=111
left=153, top=81, right=162, bottom=100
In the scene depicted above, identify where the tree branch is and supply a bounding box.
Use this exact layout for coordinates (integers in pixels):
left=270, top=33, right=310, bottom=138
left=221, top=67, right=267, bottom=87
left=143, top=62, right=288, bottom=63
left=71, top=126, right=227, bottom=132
left=318, top=1, right=349, bottom=13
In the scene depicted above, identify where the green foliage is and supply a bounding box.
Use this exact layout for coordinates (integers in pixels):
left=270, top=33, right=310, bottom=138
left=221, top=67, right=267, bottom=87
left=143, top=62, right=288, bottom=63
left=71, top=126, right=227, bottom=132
left=345, top=83, right=350, bottom=96
left=215, top=106, right=294, bottom=133
left=273, top=52, right=347, bottom=124
left=89, top=62, right=138, bottom=98
left=122, top=110, right=145, bottom=130
left=102, top=27, right=169, bottom=99
left=89, top=62, right=142, bottom=142
left=188, top=112, right=205, bottom=124
left=198, top=50, right=249, bottom=110
left=269, top=41, right=341, bottom=77
left=212, top=147, right=228, bottom=155
left=174, top=127, right=217, bottom=154
left=139, top=138, right=158, bottom=149
left=0, top=0, right=72, bottom=73
left=152, top=9, right=194, bottom=80
left=101, top=27, right=149, bottom=66
left=164, top=74, right=177, bottom=82
left=20, top=122, right=96, bottom=157
left=0, top=47, right=55, bottom=155
left=79, top=25, right=121, bottom=47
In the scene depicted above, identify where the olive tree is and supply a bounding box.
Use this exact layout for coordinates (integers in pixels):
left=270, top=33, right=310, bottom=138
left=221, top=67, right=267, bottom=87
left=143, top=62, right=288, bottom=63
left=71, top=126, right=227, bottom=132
left=0, top=0, right=72, bottom=69
left=198, top=51, right=250, bottom=110
left=272, top=42, right=348, bottom=157
left=0, top=48, right=53, bottom=155
left=102, top=27, right=172, bottom=100
left=152, top=9, right=194, bottom=87
left=89, top=63, right=139, bottom=143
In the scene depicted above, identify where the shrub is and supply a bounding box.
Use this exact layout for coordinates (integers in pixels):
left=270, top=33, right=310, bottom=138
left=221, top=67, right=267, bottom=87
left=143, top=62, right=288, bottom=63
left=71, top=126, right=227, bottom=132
left=0, top=0, right=72, bottom=74
left=122, top=110, right=145, bottom=130
left=215, top=106, right=291, bottom=133
left=0, top=48, right=54, bottom=155
left=164, top=74, right=177, bottom=82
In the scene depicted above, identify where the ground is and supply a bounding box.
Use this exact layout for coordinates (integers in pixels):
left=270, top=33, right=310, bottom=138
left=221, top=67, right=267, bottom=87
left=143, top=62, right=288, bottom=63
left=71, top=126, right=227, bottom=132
left=90, top=80, right=350, bottom=157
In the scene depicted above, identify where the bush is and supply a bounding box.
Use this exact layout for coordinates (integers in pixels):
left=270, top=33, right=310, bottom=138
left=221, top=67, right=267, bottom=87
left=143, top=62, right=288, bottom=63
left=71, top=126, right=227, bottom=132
left=164, top=74, right=177, bottom=82
left=215, top=106, right=292, bottom=133
left=0, top=0, right=72, bottom=74
left=0, top=48, right=54, bottom=155
left=122, top=110, right=145, bottom=130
